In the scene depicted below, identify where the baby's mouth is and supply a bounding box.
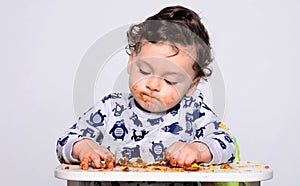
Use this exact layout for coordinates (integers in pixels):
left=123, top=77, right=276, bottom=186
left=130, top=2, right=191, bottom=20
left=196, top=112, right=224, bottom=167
left=139, top=92, right=153, bottom=102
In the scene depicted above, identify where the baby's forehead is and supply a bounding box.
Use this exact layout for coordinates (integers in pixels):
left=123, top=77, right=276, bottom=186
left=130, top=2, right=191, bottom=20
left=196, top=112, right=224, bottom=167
left=134, top=44, right=197, bottom=77
left=137, top=42, right=197, bottom=62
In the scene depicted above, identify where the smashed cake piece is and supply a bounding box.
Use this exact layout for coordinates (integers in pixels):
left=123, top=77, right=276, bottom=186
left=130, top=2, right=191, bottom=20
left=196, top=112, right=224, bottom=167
left=220, top=163, right=233, bottom=170
left=184, top=163, right=205, bottom=171
left=121, top=166, right=130, bottom=172
left=116, top=157, right=131, bottom=166
left=116, top=157, right=149, bottom=168
left=90, top=157, right=234, bottom=173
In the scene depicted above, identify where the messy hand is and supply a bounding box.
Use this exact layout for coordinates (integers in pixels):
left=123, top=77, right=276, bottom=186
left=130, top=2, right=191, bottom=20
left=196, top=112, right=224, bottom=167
left=165, top=141, right=212, bottom=167
left=72, top=139, right=116, bottom=170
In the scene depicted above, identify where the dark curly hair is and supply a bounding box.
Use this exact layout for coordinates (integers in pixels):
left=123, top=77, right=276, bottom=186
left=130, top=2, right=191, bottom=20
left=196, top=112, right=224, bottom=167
left=126, top=5, right=213, bottom=80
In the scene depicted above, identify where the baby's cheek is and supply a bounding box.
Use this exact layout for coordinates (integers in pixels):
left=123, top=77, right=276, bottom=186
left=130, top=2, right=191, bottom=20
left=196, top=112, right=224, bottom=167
left=131, top=84, right=142, bottom=94
left=162, top=91, right=179, bottom=107
left=131, top=84, right=138, bottom=92
left=131, top=84, right=145, bottom=99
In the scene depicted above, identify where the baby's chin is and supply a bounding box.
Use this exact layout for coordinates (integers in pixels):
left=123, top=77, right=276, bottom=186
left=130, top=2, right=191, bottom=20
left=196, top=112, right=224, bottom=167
left=136, top=99, right=173, bottom=113
left=145, top=106, right=168, bottom=113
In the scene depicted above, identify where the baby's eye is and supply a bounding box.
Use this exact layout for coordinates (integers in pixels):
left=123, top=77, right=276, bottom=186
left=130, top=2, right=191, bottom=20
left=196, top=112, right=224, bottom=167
left=139, top=68, right=150, bottom=75
left=164, top=79, right=177, bottom=85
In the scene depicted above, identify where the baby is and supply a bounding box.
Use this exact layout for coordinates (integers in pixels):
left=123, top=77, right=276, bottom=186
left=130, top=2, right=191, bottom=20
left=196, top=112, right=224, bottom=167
left=56, top=5, right=236, bottom=173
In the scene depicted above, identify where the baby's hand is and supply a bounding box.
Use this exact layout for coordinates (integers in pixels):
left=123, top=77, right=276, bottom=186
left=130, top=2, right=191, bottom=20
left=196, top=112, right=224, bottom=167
left=72, top=139, right=116, bottom=170
left=164, top=141, right=212, bottom=167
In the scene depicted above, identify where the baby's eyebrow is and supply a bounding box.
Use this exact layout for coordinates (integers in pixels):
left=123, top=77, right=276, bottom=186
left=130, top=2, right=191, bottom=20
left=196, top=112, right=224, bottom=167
left=136, top=59, right=149, bottom=65
left=135, top=59, right=152, bottom=68
left=136, top=58, right=187, bottom=78
left=164, top=71, right=185, bottom=78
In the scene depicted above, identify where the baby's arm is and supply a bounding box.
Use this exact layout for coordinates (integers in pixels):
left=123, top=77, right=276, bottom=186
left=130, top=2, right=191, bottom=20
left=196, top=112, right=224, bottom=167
left=198, top=121, right=236, bottom=165
left=56, top=123, right=115, bottom=169
left=72, top=139, right=115, bottom=170
left=165, top=121, right=236, bottom=166
left=165, top=104, right=236, bottom=167
left=56, top=96, right=115, bottom=169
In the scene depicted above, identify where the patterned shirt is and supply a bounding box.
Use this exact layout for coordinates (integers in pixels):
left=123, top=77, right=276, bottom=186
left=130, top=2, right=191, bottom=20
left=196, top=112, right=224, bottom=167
left=56, top=89, right=236, bottom=164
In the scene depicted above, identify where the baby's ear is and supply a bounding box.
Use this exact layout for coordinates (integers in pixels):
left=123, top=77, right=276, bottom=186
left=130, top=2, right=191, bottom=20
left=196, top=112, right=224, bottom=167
left=127, top=54, right=134, bottom=74
left=185, top=77, right=200, bottom=97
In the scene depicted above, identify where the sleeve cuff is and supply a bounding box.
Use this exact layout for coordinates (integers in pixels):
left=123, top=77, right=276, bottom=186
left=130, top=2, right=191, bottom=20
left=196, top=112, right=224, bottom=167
left=62, top=138, right=82, bottom=164
left=197, top=138, right=236, bottom=165
left=192, top=139, right=220, bottom=165
left=202, top=139, right=220, bottom=165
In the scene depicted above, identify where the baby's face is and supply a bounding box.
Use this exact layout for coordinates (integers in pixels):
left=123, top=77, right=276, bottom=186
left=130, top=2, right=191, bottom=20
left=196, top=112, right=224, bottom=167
left=128, top=42, right=199, bottom=112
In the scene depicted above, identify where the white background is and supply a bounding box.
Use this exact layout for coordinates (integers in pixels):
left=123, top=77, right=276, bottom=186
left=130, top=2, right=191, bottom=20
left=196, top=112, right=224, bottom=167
left=1, top=0, right=299, bottom=185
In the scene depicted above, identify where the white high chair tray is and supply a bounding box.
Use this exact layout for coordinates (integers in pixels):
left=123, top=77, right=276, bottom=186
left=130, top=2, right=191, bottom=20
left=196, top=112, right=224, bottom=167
left=55, top=161, right=273, bottom=182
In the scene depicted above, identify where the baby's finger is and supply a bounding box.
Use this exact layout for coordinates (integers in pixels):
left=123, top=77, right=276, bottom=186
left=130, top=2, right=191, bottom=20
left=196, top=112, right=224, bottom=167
left=164, top=151, right=171, bottom=160
left=106, top=160, right=114, bottom=169
left=183, top=154, right=196, bottom=167
left=169, top=152, right=180, bottom=166
left=169, top=157, right=178, bottom=166
left=103, top=152, right=116, bottom=169
left=177, top=151, right=188, bottom=167
left=91, top=155, right=102, bottom=168
left=165, top=146, right=177, bottom=160
left=94, top=148, right=114, bottom=167
left=80, top=157, right=90, bottom=170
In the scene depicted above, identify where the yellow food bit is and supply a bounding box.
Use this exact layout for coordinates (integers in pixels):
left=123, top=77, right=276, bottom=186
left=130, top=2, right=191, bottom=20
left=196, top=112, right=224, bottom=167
left=191, top=163, right=201, bottom=168
left=209, top=164, right=215, bottom=169
left=220, top=163, right=233, bottom=170
left=219, top=123, right=227, bottom=130
left=121, top=167, right=129, bottom=172
left=57, top=157, right=65, bottom=163
left=160, top=167, right=168, bottom=171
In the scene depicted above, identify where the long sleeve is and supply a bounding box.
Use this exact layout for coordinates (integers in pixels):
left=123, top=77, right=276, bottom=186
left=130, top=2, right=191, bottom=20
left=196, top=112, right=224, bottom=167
left=199, top=121, right=236, bottom=164
left=191, top=101, right=236, bottom=164
left=56, top=97, right=110, bottom=164
left=56, top=123, right=83, bottom=163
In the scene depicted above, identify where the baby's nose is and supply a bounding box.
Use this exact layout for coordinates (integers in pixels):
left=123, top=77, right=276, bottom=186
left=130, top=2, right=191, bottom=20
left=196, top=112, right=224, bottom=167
left=146, top=76, right=161, bottom=92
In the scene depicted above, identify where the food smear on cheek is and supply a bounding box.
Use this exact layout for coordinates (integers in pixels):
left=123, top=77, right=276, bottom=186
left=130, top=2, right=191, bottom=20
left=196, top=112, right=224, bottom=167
left=131, top=84, right=140, bottom=98
left=131, top=84, right=139, bottom=92
left=162, top=91, right=177, bottom=108
left=131, top=84, right=149, bottom=102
